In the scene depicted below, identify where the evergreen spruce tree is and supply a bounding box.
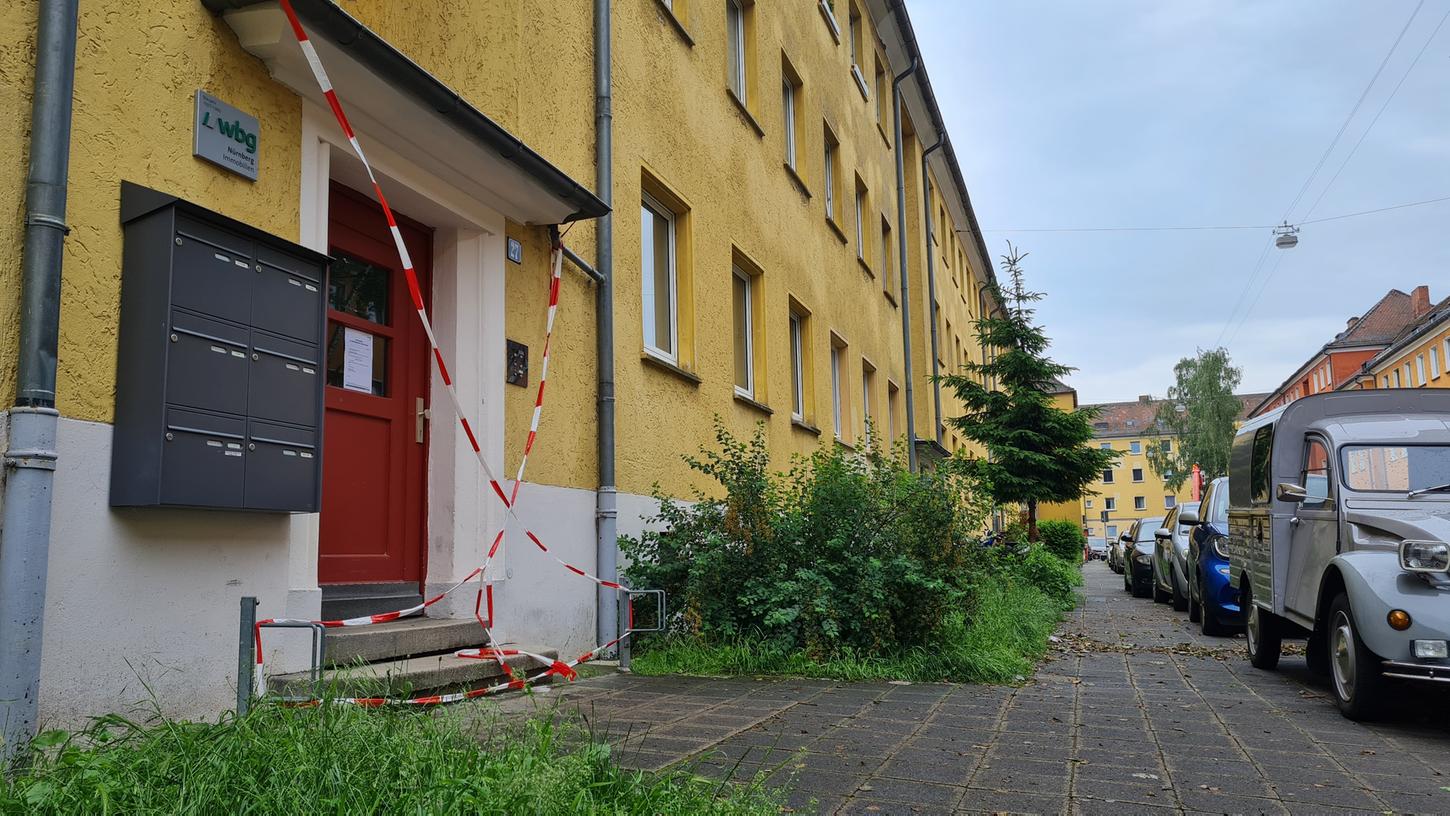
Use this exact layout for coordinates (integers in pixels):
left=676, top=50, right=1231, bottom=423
left=943, top=245, right=1118, bottom=541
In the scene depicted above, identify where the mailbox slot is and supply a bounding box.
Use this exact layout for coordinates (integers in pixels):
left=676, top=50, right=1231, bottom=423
left=172, top=216, right=253, bottom=326
left=165, top=310, right=250, bottom=416
left=245, top=420, right=319, bottom=511
left=253, top=244, right=324, bottom=343
left=249, top=331, right=322, bottom=428
left=159, top=408, right=247, bottom=508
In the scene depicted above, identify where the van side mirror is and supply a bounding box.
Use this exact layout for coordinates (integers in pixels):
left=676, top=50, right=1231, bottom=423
left=1178, top=508, right=1200, bottom=525
left=1276, top=482, right=1307, bottom=503
left=1154, top=527, right=1171, bottom=539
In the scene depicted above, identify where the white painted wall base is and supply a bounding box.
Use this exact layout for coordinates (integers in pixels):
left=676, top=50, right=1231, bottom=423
left=33, top=416, right=315, bottom=728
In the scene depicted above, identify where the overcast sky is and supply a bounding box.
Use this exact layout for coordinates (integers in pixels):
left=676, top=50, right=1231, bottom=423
left=914, top=0, right=1450, bottom=405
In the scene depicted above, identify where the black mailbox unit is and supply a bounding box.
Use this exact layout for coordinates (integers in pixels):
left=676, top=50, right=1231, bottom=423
left=111, top=182, right=330, bottom=512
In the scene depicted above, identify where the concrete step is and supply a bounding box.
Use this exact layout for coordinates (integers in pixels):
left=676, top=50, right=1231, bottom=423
left=325, top=618, right=489, bottom=667
left=270, top=646, right=559, bottom=699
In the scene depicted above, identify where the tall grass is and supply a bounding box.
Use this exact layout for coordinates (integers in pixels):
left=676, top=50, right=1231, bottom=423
left=633, top=578, right=1066, bottom=685
left=1, top=703, right=782, bottom=815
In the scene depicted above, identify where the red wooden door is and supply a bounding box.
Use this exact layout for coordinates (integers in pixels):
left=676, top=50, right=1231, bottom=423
left=320, top=183, right=431, bottom=585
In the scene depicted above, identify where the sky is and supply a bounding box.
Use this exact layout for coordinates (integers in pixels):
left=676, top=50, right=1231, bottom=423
left=913, top=0, right=1450, bottom=405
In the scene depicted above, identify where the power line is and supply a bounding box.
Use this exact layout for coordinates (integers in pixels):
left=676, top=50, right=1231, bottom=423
left=1301, top=7, right=1450, bottom=221
left=1301, top=194, right=1450, bottom=225
left=982, top=193, right=1450, bottom=234
left=1280, top=0, right=1424, bottom=223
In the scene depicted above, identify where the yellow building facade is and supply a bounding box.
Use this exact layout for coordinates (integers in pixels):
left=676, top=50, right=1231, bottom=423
left=1077, top=397, right=1195, bottom=545
left=2, top=0, right=998, bottom=724
left=1347, top=300, right=1450, bottom=392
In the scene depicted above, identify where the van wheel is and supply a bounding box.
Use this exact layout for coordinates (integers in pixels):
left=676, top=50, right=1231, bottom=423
left=1328, top=593, right=1385, bottom=721
left=1243, top=582, right=1282, bottom=669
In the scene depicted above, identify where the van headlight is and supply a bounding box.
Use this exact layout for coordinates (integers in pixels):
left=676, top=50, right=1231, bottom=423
left=1209, top=535, right=1230, bottom=559
left=1399, top=540, right=1450, bottom=573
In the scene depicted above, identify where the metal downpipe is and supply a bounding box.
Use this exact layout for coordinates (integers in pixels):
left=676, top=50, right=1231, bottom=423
left=592, top=0, right=621, bottom=666
left=921, top=141, right=945, bottom=447
left=892, top=58, right=919, bottom=472
left=2, top=0, right=78, bottom=766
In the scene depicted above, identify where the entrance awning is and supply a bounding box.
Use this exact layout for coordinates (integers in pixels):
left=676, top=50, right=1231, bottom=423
left=203, top=0, right=608, bottom=225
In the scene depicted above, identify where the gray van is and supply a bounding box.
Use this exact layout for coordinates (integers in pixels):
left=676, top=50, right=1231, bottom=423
left=1228, top=390, right=1450, bottom=719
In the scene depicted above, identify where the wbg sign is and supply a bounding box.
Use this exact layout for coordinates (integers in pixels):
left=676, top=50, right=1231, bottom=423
left=194, top=90, right=259, bottom=181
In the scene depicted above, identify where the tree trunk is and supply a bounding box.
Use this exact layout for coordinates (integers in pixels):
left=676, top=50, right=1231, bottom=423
left=1027, top=499, right=1039, bottom=542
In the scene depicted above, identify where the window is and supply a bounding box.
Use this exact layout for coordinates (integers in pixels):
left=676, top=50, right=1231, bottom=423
left=1394, top=368, right=1402, bottom=388
left=731, top=266, right=754, bottom=397
left=1131, top=467, right=1143, bottom=482
left=1099, top=442, right=1111, bottom=450
left=1105, top=498, right=1116, bottom=511
left=829, top=337, right=846, bottom=439
left=1160, top=440, right=1171, bottom=453
left=823, top=126, right=839, bottom=224
left=641, top=191, right=678, bottom=360
left=1250, top=424, right=1274, bottom=504
left=788, top=304, right=810, bottom=420
left=781, top=78, right=796, bottom=170
left=726, top=0, right=747, bottom=104
left=1417, top=355, right=1427, bottom=386
left=1085, top=499, right=1094, bottom=509
left=1134, top=496, right=1146, bottom=511
left=861, top=359, right=876, bottom=442
left=1106, top=524, right=1118, bottom=539
left=1404, top=362, right=1414, bottom=387
left=1102, top=469, right=1114, bottom=484
left=854, top=177, right=867, bottom=261
left=887, top=380, right=899, bottom=440
left=1302, top=437, right=1331, bottom=506
left=847, top=3, right=862, bottom=67
left=1343, top=444, right=1450, bottom=492
left=1130, top=441, right=1141, bottom=455
left=1382, top=375, right=1391, bottom=388
left=1164, top=495, right=1176, bottom=509
left=1431, top=346, right=1441, bottom=380
left=874, top=56, right=888, bottom=127
left=879, top=216, right=893, bottom=295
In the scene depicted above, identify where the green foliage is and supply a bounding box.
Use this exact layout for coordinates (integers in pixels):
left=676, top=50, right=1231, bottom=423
left=622, top=422, right=993, bottom=656
left=1036, top=519, right=1086, bottom=563
left=1, top=706, right=781, bottom=815
left=623, top=423, right=1080, bottom=684
left=1145, top=348, right=1245, bottom=490
left=939, top=245, right=1118, bottom=538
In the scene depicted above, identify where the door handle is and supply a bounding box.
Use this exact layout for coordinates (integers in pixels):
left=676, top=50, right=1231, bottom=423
left=415, top=397, right=430, bottom=444
left=1289, top=517, right=1300, bottom=527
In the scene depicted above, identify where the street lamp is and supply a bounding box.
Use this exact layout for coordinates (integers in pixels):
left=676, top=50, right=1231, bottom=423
left=1273, top=222, right=1299, bottom=249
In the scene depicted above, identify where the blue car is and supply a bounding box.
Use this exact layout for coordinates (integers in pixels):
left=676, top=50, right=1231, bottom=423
left=1183, top=476, right=1243, bottom=636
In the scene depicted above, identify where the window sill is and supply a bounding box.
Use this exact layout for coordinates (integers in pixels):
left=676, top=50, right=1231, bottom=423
left=784, top=162, right=812, bottom=199
left=792, top=416, right=822, bottom=436
left=733, top=391, right=774, bottom=416
left=726, top=87, right=764, bottom=138
left=851, top=64, right=870, bottom=101
left=641, top=351, right=702, bottom=385
left=818, top=0, right=841, bottom=43
left=834, top=435, right=856, bottom=451
left=825, top=216, right=848, bottom=244
left=857, top=256, right=874, bottom=279
left=653, top=0, right=694, bottom=46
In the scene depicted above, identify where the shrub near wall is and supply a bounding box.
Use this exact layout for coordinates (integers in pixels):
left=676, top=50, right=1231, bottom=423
left=622, top=424, right=1080, bottom=683
left=1037, top=519, right=1087, bottom=563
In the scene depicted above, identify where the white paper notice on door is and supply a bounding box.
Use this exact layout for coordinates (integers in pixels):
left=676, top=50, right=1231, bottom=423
left=342, top=327, right=374, bottom=393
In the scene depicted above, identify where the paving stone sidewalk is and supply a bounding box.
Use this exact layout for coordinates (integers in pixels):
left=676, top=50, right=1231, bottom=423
left=494, top=562, right=1450, bottom=814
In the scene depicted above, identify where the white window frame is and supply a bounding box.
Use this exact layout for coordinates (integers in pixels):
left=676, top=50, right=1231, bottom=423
left=1085, top=499, right=1094, bottom=509
left=1431, top=346, right=1441, bottom=380
left=1132, top=467, right=1144, bottom=483
left=1105, top=498, right=1116, bottom=511
left=1134, top=496, right=1147, bottom=511
left=830, top=344, right=843, bottom=438
left=641, top=191, right=678, bottom=362
left=782, top=78, right=796, bottom=170
left=1164, top=495, right=1176, bottom=509
left=732, top=266, right=754, bottom=398
left=854, top=184, right=865, bottom=259
left=823, top=140, right=836, bottom=221
left=1404, top=363, right=1413, bottom=387
left=1416, top=354, right=1427, bottom=387
left=1394, top=368, right=1402, bottom=388
left=1130, top=441, right=1141, bottom=454
left=726, top=0, right=747, bottom=103
left=790, top=311, right=805, bottom=420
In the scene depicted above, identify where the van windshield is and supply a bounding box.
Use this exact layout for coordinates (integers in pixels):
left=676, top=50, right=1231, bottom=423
left=1341, top=445, right=1450, bottom=493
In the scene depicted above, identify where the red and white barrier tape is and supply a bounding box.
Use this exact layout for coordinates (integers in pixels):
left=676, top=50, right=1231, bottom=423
left=253, top=1, right=639, bottom=706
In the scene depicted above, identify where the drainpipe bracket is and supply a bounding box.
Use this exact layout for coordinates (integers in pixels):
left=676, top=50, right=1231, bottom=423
left=24, top=213, right=70, bottom=235
left=3, top=450, right=58, bottom=471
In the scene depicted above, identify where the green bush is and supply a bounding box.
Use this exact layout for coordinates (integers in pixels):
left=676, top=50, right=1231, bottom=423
left=1, top=705, right=782, bottom=815
left=1009, top=543, right=1084, bottom=610
left=1037, top=519, right=1086, bottom=563
left=621, top=423, right=993, bottom=658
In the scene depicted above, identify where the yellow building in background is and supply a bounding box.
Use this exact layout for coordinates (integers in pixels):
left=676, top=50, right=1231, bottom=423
left=1345, top=296, right=1450, bottom=391
left=2, top=0, right=1000, bottom=725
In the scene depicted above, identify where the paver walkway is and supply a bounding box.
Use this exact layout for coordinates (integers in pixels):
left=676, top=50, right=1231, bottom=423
left=496, top=562, right=1450, bottom=814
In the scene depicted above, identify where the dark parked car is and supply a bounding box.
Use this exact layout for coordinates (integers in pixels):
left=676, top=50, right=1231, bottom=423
left=1181, top=476, right=1241, bottom=636
left=1121, top=516, right=1165, bottom=598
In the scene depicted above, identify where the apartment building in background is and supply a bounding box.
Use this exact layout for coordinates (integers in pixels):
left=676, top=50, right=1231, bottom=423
left=1250, top=285, right=1433, bottom=417
left=1343, top=289, right=1450, bottom=392
left=1, top=0, right=999, bottom=725
left=1079, top=393, right=1266, bottom=545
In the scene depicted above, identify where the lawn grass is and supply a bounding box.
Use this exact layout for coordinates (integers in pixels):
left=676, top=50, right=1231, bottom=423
left=631, top=578, right=1068, bottom=685
left=0, top=702, right=782, bottom=815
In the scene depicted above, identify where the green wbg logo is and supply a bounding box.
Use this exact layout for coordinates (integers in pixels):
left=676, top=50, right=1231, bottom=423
left=202, top=110, right=257, bottom=154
